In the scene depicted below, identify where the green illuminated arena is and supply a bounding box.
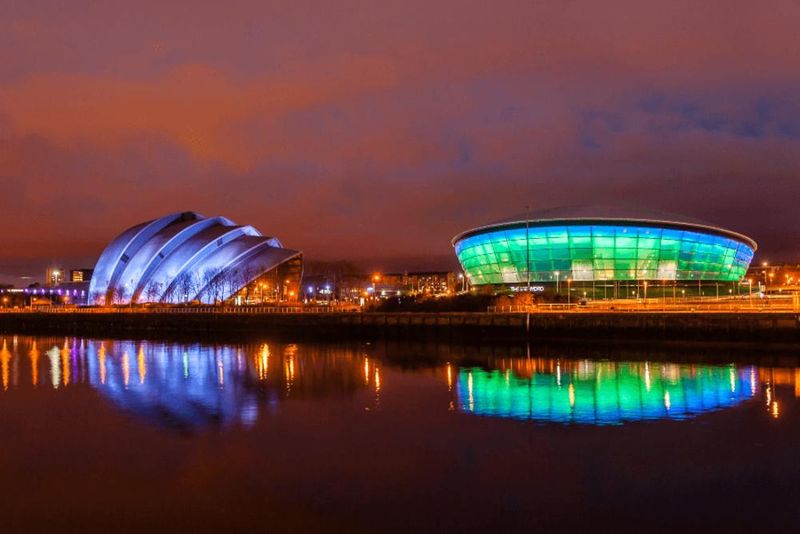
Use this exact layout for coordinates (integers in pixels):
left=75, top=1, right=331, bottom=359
left=452, top=206, right=757, bottom=290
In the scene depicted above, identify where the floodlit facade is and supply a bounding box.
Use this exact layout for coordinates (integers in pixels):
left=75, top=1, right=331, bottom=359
left=88, top=211, right=302, bottom=305
left=452, top=206, right=757, bottom=288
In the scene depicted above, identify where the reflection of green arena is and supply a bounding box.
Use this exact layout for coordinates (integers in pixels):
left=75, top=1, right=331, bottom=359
left=457, top=362, right=756, bottom=424
left=452, top=207, right=757, bottom=289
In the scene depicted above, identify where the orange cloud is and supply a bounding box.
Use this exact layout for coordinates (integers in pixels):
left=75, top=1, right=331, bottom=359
left=0, top=58, right=401, bottom=169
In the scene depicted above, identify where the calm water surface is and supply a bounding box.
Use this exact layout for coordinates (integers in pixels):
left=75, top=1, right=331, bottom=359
left=1, top=335, right=799, bottom=531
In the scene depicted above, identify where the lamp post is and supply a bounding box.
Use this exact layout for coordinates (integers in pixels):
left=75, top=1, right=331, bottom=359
left=372, top=273, right=381, bottom=301
left=554, top=271, right=560, bottom=296
left=567, top=277, right=572, bottom=306
left=525, top=205, right=531, bottom=293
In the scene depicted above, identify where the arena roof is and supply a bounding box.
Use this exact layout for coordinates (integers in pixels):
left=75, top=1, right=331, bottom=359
left=452, top=204, right=757, bottom=250
left=88, top=211, right=302, bottom=305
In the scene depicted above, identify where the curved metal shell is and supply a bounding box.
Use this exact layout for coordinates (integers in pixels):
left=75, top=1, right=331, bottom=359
left=88, top=212, right=301, bottom=304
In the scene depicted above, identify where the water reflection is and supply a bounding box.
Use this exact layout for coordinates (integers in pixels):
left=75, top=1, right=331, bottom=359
left=1, top=335, right=798, bottom=430
left=0, top=336, right=371, bottom=432
left=457, top=360, right=759, bottom=424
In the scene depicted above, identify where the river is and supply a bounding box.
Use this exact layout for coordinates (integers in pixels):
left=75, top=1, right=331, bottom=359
left=0, top=335, right=798, bottom=531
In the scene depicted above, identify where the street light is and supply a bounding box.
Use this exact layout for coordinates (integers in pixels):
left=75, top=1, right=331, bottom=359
left=554, top=271, right=560, bottom=295
left=525, top=205, right=531, bottom=293
left=567, top=277, right=572, bottom=305
left=372, top=273, right=381, bottom=300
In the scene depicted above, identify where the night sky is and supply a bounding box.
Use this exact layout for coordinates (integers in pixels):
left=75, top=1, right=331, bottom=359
left=1, top=1, right=799, bottom=283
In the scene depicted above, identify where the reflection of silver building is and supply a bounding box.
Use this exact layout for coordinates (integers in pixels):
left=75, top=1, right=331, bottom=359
left=78, top=340, right=367, bottom=431
left=88, top=211, right=302, bottom=305
left=84, top=341, right=264, bottom=431
left=0, top=337, right=373, bottom=432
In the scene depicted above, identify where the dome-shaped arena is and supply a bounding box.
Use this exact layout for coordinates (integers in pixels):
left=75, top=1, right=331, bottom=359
left=452, top=205, right=757, bottom=292
left=88, top=212, right=302, bottom=305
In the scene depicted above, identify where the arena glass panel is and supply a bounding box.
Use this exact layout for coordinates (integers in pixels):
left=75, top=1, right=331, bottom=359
left=454, top=224, right=754, bottom=285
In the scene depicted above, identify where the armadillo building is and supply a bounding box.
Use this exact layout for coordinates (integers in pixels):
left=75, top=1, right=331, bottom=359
left=88, top=211, right=302, bottom=305
left=452, top=206, right=757, bottom=295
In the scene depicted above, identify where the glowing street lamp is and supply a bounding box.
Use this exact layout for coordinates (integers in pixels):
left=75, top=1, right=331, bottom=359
left=372, top=273, right=381, bottom=299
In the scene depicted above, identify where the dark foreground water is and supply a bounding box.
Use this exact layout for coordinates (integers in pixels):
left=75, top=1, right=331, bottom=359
left=1, top=335, right=799, bottom=532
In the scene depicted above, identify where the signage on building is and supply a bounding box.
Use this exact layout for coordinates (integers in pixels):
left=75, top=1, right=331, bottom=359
left=511, top=285, right=545, bottom=292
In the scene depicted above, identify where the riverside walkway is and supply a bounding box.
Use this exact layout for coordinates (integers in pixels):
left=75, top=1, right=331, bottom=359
left=0, top=307, right=799, bottom=345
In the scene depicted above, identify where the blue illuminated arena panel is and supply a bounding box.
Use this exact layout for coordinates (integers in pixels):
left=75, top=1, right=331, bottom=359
left=454, top=224, right=755, bottom=284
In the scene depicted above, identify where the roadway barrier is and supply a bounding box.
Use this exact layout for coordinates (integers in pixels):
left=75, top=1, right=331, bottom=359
left=488, top=296, right=800, bottom=313
left=0, top=305, right=361, bottom=314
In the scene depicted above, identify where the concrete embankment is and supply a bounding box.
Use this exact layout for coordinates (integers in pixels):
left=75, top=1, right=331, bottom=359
left=1, top=311, right=799, bottom=344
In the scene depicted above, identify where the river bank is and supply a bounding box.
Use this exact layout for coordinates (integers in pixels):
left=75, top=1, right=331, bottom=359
left=1, top=310, right=799, bottom=345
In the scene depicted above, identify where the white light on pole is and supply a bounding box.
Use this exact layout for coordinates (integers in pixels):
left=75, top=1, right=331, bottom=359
left=525, top=205, right=531, bottom=293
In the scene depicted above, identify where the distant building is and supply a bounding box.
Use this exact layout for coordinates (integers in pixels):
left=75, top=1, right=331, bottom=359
left=55, top=281, right=91, bottom=305
left=70, top=269, right=94, bottom=282
left=302, top=273, right=369, bottom=303
left=45, top=266, right=64, bottom=287
left=746, top=262, right=800, bottom=290
left=301, top=271, right=460, bottom=303
left=381, top=271, right=458, bottom=296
